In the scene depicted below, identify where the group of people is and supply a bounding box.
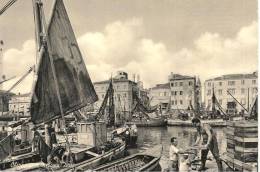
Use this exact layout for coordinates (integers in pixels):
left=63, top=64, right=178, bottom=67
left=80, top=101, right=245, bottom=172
left=169, top=118, right=223, bottom=172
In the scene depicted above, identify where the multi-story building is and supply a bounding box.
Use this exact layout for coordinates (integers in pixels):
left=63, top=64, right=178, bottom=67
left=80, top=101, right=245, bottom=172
left=9, top=93, right=31, bottom=116
left=93, top=71, right=138, bottom=120
left=168, top=73, right=201, bottom=110
left=149, top=83, right=170, bottom=111
left=204, top=72, right=258, bottom=114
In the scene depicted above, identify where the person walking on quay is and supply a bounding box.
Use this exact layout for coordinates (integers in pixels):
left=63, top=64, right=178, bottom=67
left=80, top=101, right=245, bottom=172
left=191, top=118, right=223, bottom=171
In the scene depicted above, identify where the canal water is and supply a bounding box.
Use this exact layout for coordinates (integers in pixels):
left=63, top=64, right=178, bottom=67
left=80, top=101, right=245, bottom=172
left=127, top=126, right=226, bottom=170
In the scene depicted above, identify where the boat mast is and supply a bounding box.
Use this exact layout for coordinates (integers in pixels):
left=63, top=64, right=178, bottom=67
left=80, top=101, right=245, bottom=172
left=32, top=0, right=71, bottom=152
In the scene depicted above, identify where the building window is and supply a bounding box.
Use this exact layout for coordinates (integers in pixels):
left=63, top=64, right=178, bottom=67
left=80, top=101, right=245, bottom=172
left=207, top=90, right=211, bottom=96
left=219, top=82, right=222, bottom=86
left=170, top=83, right=174, bottom=87
left=252, top=80, right=256, bottom=84
left=180, top=91, right=183, bottom=95
left=228, top=81, right=235, bottom=86
left=171, top=101, right=174, bottom=105
left=179, top=82, right=183, bottom=86
left=164, top=92, right=167, bottom=96
left=102, top=94, right=104, bottom=98
left=171, top=91, right=174, bottom=96
left=124, top=93, right=127, bottom=98
left=174, top=91, right=177, bottom=95
left=180, top=100, right=183, bottom=105
left=189, top=81, right=193, bottom=86
left=241, top=80, right=245, bottom=85
left=174, top=82, right=178, bottom=87
left=175, top=100, right=177, bottom=105
left=208, top=82, right=211, bottom=87
left=241, top=88, right=245, bottom=94
left=218, top=89, right=222, bottom=95
left=227, top=88, right=235, bottom=95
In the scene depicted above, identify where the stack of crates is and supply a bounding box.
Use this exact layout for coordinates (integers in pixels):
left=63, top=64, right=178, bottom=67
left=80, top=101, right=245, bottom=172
left=225, top=121, right=258, bottom=171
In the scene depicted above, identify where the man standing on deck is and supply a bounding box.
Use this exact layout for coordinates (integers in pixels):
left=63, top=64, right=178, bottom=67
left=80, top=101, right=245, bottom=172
left=191, top=118, right=223, bottom=171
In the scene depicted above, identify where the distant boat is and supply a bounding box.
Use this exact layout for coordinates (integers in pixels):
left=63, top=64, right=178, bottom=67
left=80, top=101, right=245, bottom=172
left=127, top=116, right=167, bottom=127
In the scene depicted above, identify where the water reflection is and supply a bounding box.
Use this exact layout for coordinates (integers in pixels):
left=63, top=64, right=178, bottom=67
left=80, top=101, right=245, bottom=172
left=128, top=126, right=226, bottom=169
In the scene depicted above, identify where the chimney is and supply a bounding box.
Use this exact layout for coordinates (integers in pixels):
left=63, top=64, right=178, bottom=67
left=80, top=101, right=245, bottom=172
left=137, top=74, right=140, bottom=82
left=133, top=74, right=136, bottom=82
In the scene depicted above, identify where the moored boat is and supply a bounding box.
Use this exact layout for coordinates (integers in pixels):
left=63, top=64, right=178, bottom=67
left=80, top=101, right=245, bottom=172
left=127, top=116, right=167, bottom=127
left=89, top=145, right=162, bottom=172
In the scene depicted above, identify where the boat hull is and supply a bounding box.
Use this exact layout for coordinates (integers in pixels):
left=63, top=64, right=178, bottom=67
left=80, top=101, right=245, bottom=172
left=94, top=154, right=161, bottom=172
left=126, top=118, right=167, bottom=127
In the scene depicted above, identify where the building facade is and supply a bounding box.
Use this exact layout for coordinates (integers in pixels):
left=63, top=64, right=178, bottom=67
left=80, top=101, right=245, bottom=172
left=168, top=73, right=201, bottom=110
left=204, top=72, right=258, bottom=114
left=93, top=71, right=138, bottom=120
left=9, top=93, right=31, bottom=116
left=149, top=83, right=170, bottom=111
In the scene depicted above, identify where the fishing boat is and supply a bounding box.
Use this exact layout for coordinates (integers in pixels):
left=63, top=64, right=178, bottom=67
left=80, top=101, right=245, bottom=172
left=94, top=78, right=138, bottom=147
left=90, top=145, right=162, bottom=172
left=111, top=123, right=138, bottom=147
left=0, top=0, right=126, bottom=170
left=128, top=116, right=167, bottom=127
left=126, top=91, right=167, bottom=127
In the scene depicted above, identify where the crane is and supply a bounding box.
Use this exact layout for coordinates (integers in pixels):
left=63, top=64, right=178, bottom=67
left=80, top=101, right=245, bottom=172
left=0, top=0, right=18, bottom=15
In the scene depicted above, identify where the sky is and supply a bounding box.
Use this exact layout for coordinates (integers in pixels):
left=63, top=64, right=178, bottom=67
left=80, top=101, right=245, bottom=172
left=0, top=0, right=258, bottom=94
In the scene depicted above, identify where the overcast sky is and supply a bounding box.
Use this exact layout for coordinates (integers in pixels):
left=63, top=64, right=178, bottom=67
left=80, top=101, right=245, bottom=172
left=0, top=0, right=257, bottom=93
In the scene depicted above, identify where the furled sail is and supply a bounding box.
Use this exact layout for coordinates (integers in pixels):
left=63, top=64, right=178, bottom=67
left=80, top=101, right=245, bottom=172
left=31, top=0, right=98, bottom=124
left=96, top=79, right=115, bottom=126
left=132, top=91, right=158, bottom=114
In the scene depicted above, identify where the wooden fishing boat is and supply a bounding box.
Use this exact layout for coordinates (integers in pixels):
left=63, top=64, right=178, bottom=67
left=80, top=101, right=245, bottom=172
left=126, top=117, right=167, bottom=127
left=4, top=140, right=126, bottom=172
left=112, top=124, right=138, bottom=147
left=90, top=146, right=162, bottom=172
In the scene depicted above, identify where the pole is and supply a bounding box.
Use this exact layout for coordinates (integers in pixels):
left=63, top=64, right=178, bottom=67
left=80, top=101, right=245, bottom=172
left=34, top=0, right=71, bottom=155
left=247, top=88, right=250, bottom=112
left=227, top=90, right=248, bottom=113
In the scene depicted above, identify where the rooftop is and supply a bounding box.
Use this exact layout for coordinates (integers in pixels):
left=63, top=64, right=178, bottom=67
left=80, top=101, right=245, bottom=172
left=206, top=72, right=258, bottom=81
left=168, top=74, right=195, bottom=81
left=150, top=83, right=170, bottom=90
left=93, top=78, right=136, bottom=85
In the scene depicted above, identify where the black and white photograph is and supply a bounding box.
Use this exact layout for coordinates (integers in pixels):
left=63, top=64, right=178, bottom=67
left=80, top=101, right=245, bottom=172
left=0, top=0, right=258, bottom=171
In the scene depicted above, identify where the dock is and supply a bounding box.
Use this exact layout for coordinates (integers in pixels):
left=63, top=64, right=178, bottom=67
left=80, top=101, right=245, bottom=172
left=167, top=119, right=227, bottom=127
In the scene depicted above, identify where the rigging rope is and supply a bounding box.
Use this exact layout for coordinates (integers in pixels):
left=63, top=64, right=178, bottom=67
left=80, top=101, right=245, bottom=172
left=0, top=0, right=17, bottom=15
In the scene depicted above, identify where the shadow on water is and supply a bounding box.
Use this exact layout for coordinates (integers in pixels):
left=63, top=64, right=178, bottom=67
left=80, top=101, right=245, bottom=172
left=127, top=126, right=226, bottom=170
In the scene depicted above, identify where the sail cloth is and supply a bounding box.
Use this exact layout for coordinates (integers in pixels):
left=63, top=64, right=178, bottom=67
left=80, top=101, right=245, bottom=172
left=31, top=0, right=98, bottom=124
left=34, top=131, right=51, bottom=163
left=0, top=134, right=15, bottom=161
left=96, top=79, right=115, bottom=126
left=132, top=91, right=158, bottom=114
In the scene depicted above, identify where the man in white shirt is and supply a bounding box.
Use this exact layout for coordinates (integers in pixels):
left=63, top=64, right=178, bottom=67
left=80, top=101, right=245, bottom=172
left=169, top=137, right=180, bottom=171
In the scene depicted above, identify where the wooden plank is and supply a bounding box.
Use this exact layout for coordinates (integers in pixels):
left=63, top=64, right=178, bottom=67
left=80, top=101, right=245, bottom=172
left=234, top=136, right=258, bottom=142
left=235, top=146, right=258, bottom=153
left=233, top=159, right=257, bottom=171
left=235, top=127, right=258, bottom=133
left=235, top=132, right=258, bottom=138
left=234, top=152, right=257, bottom=163
left=235, top=141, right=258, bottom=148
left=233, top=121, right=257, bottom=128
